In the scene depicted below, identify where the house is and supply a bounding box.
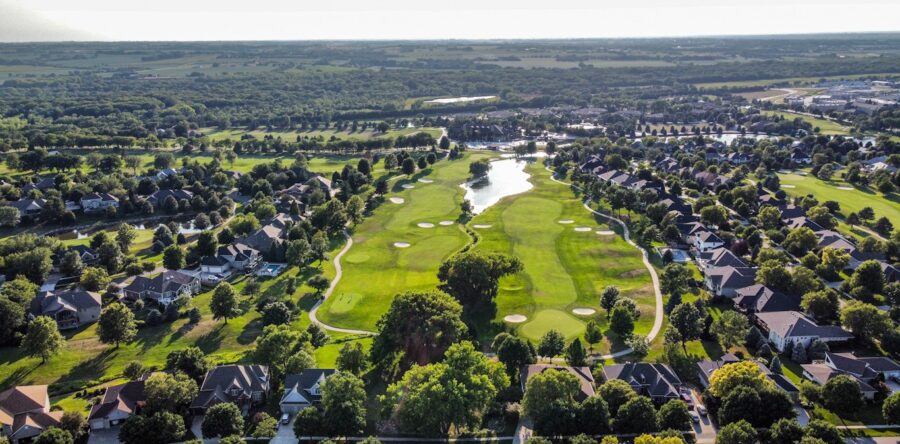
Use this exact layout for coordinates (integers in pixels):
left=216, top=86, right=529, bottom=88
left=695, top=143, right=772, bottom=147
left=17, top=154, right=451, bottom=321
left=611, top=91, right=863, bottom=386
left=80, top=193, right=120, bottom=213
left=239, top=224, right=285, bottom=254
left=521, top=365, right=595, bottom=401
left=678, top=222, right=707, bottom=244
left=280, top=369, right=336, bottom=414
left=7, top=198, right=46, bottom=219
left=698, top=247, right=748, bottom=271
left=704, top=266, right=757, bottom=298
left=0, top=385, right=63, bottom=444
left=123, top=270, right=201, bottom=306
left=88, top=374, right=152, bottom=430
left=601, top=363, right=682, bottom=403
left=696, top=354, right=799, bottom=398
left=200, top=255, right=232, bottom=276
left=733, top=284, right=801, bottom=315
left=801, top=352, right=900, bottom=400
left=217, top=243, right=260, bottom=270
left=191, top=365, right=270, bottom=414
left=755, top=311, right=853, bottom=352
left=29, top=289, right=102, bottom=330
left=21, top=178, right=57, bottom=194
left=65, top=245, right=99, bottom=266
left=694, top=171, right=730, bottom=189
left=147, top=189, right=194, bottom=208
left=693, top=231, right=724, bottom=252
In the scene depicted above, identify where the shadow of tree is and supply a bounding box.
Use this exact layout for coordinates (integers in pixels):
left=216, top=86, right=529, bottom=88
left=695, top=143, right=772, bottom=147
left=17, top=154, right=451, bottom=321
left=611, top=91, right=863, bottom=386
left=237, top=319, right=263, bottom=345
left=0, top=364, right=38, bottom=389
left=166, top=321, right=198, bottom=345
left=135, top=322, right=174, bottom=351
left=61, top=348, right=116, bottom=385
left=195, top=323, right=225, bottom=354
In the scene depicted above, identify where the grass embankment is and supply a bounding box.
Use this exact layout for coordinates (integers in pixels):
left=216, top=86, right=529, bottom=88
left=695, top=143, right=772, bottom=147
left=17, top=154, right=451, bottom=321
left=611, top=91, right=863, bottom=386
left=471, top=164, right=654, bottom=349
left=317, top=152, right=493, bottom=330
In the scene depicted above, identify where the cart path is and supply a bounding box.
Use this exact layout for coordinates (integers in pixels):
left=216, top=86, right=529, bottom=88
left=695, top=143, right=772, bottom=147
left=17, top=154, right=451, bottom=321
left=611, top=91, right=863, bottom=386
left=308, top=229, right=376, bottom=335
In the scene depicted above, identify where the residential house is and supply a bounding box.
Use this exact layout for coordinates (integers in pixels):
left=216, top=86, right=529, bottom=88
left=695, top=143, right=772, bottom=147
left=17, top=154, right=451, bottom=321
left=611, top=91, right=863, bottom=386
left=0, top=385, right=63, bottom=444
left=601, top=363, right=682, bottom=403
left=218, top=243, right=261, bottom=270
left=191, top=365, right=270, bottom=414
left=521, top=365, right=595, bottom=402
left=147, top=189, right=194, bottom=208
left=280, top=369, right=336, bottom=414
left=756, top=311, right=853, bottom=352
left=733, top=284, right=801, bottom=315
left=80, top=193, right=119, bottom=213
left=693, top=231, right=725, bottom=252
left=29, top=289, right=102, bottom=330
left=802, top=352, right=900, bottom=400
left=88, top=374, right=152, bottom=430
left=65, top=245, right=99, bottom=266
left=7, top=198, right=46, bottom=219
left=123, top=270, right=201, bottom=306
left=696, top=354, right=799, bottom=399
left=697, top=247, right=747, bottom=271
left=239, top=224, right=285, bottom=255
left=21, top=178, right=57, bottom=194
left=704, top=266, right=757, bottom=298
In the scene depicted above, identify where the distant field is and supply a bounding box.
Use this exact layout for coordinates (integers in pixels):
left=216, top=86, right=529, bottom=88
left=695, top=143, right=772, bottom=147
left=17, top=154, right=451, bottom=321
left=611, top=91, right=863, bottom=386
left=777, top=171, right=899, bottom=224
left=201, top=127, right=442, bottom=143
left=762, top=111, right=850, bottom=135
left=694, top=72, right=900, bottom=89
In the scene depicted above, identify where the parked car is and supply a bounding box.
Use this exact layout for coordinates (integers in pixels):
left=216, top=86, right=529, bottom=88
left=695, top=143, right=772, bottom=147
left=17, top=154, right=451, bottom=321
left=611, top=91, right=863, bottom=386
left=697, top=405, right=707, bottom=416
left=690, top=412, right=701, bottom=424
left=281, top=413, right=290, bottom=425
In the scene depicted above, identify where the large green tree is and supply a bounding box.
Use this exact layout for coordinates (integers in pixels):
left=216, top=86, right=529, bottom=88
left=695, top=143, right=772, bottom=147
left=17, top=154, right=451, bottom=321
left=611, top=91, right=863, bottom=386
left=201, top=403, right=244, bottom=438
left=97, top=302, right=137, bottom=348
left=22, top=316, right=65, bottom=363
left=437, top=252, right=522, bottom=306
left=320, top=372, right=367, bottom=437
left=210, top=282, right=239, bottom=323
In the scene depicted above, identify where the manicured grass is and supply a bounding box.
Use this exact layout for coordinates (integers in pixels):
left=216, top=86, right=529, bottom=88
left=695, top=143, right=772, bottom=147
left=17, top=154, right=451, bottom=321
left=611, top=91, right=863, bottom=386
left=201, top=127, right=442, bottom=143
left=317, top=152, right=494, bottom=330
left=777, top=171, right=899, bottom=224
left=763, top=111, right=850, bottom=135
left=471, top=164, right=654, bottom=349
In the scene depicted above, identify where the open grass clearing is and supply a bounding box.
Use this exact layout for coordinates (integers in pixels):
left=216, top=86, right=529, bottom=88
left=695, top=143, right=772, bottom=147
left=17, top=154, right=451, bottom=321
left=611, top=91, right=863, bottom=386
left=762, top=111, right=850, bottom=135
left=777, top=171, right=899, bottom=224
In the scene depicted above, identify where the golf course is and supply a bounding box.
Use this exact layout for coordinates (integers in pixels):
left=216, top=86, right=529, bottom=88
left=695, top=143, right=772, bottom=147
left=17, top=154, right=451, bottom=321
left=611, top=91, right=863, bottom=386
left=317, top=153, right=656, bottom=354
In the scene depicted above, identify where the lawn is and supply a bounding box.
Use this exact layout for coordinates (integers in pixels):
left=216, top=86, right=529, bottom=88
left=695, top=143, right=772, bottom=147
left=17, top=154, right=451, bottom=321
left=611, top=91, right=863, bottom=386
left=470, top=163, right=654, bottom=349
left=763, top=111, right=850, bottom=135
left=201, top=127, right=442, bottom=144
left=316, top=152, right=493, bottom=331
left=777, top=171, right=899, bottom=225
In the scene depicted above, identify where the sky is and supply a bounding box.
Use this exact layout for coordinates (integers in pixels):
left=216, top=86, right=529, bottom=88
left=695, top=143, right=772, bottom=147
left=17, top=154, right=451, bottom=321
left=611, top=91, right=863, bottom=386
left=1, top=0, right=899, bottom=42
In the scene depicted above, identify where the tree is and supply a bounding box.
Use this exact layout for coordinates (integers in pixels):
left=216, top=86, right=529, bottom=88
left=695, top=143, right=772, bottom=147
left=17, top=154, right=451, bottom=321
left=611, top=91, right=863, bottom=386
left=757, top=260, right=792, bottom=291
left=495, top=334, right=536, bottom=378
left=0, top=296, right=25, bottom=345
left=791, top=266, right=822, bottom=295
left=0, top=206, right=20, bottom=227
left=468, top=159, right=490, bottom=178
left=59, top=250, right=83, bottom=277
left=599, top=379, right=638, bottom=417
left=194, top=231, right=218, bottom=257
left=401, top=157, right=416, bottom=175
left=346, top=195, right=365, bottom=225
left=670, top=303, right=703, bottom=350
left=521, top=367, right=581, bottom=436
left=657, top=399, right=691, bottom=431
left=711, top=311, right=750, bottom=351
left=210, top=283, right=239, bottom=323
left=166, top=347, right=209, bottom=382
left=708, top=360, right=771, bottom=398
left=716, top=420, right=757, bottom=444
left=123, top=361, right=144, bottom=380
left=336, top=342, right=367, bottom=375
left=371, top=290, right=467, bottom=369
left=584, top=320, right=603, bottom=352
left=627, top=335, right=650, bottom=358
left=202, top=403, right=244, bottom=438
left=162, top=245, right=185, bottom=270
left=261, top=301, right=292, bottom=326
left=145, top=372, right=198, bottom=414
left=33, top=427, right=73, bottom=444
left=79, top=266, right=110, bottom=291
left=770, top=418, right=804, bottom=444
left=308, top=275, right=330, bottom=296
left=538, top=330, right=565, bottom=360
left=841, top=300, right=892, bottom=341
left=59, top=411, right=87, bottom=441
left=821, top=374, right=863, bottom=417
left=437, top=251, right=522, bottom=306
left=565, top=339, right=587, bottom=366
left=609, top=304, right=636, bottom=337
left=758, top=205, right=782, bottom=230
left=849, top=260, right=885, bottom=295
left=801, top=289, right=840, bottom=324
left=660, top=264, right=691, bottom=297
left=256, top=324, right=311, bottom=380
left=97, top=302, right=137, bottom=348
left=252, top=413, right=278, bottom=439
left=320, top=372, right=367, bottom=436
left=783, top=227, right=818, bottom=256
left=307, top=323, right=329, bottom=347
left=116, top=223, right=137, bottom=252
left=600, top=285, right=621, bottom=319
left=285, top=350, right=317, bottom=374
left=613, top=396, right=658, bottom=434
left=578, top=395, right=612, bottom=435
left=22, top=316, right=65, bottom=363
left=884, top=392, right=900, bottom=425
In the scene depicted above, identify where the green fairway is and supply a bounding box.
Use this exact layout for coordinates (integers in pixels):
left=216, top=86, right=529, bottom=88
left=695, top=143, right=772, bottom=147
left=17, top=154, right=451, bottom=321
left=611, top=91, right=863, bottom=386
left=762, top=111, right=850, bottom=135
left=201, top=127, right=442, bottom=143
left=777, top=171, right=899, bottom=224
left=317, top=152, right=494, bottom=330
left=471, top=163, right=654, bottom=350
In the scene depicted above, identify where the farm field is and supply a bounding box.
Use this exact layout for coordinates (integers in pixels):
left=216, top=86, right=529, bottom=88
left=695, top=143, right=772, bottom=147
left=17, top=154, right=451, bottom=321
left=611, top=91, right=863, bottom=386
left=316, top=152, right=493, bottom=330
left=777, top=171, right=899, bottom=224
left=471, top=164, right=654, bottom=349
left=762, top=110, right=850, bottom=135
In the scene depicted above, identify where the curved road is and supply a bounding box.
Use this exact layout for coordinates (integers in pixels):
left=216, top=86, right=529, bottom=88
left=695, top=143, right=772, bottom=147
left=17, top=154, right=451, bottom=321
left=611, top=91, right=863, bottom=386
left=546, top=167, right=665, bottom=360
left=308, top=229, right=376, bottom=335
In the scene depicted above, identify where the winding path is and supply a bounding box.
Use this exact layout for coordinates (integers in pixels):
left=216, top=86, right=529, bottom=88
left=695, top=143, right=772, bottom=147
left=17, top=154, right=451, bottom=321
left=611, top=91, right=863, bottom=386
left=545, top=167, right=665, bottom=360
left=308, top=229, right=376, bottom=335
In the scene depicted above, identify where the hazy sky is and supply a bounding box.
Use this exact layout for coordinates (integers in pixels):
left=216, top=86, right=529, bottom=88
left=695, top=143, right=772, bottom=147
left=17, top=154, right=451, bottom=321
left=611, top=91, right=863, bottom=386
left=2, top=0, right=899, bottom=42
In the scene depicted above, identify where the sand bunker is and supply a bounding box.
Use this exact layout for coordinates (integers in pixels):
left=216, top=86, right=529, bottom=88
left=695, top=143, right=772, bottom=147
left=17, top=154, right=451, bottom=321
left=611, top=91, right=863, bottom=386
left=572, top=308, right=597, bottom=316
left=417, top=222, right=435, bottom=228
left=558, top=219, right=574, bottom=224
left=574, top=227, right=592, bottom=232
left=439, top=221, right=455, bottom=226
left=503, top=314, right=528, bottom=323
left=473, top=224, right=492, bottom=229
left=389, top=197, right=405, bottom=204
left=402, top=184, right=415, bottom=189
left=393, top=242, right=411, bottom=248
left=781, top=185, right=796, bottom=188
left=596, top=230, right=615, bottom=235
left=836, top=186, right=854, bottom=190
left=418, top=178, right=434, bottom=183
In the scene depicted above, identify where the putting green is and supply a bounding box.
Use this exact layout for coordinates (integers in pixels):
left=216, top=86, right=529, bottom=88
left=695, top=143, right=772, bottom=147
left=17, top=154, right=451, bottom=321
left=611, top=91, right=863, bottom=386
left=520, top=310, right=586, bottom=340
left=317, top=152, right=494, bottom=330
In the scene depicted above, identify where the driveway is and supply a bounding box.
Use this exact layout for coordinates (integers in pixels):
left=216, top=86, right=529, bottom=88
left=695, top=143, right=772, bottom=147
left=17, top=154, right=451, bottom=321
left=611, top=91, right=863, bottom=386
left=269, top=416, right=297, bottom=444
left=87, top=428, right=120, bottom=444
left=689, top=389, right=716, bottom=444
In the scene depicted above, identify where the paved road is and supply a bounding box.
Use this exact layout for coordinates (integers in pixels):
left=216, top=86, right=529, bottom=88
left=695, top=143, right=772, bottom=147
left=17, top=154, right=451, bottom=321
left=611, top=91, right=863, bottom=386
left=308, top=229, right=375, bottom=335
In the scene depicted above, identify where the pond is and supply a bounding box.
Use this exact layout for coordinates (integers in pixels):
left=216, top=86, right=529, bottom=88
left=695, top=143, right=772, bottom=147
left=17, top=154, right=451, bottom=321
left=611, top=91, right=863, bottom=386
left=55, top=220, right=202, bottom=241
left=462, top=157, right=534, bottom=215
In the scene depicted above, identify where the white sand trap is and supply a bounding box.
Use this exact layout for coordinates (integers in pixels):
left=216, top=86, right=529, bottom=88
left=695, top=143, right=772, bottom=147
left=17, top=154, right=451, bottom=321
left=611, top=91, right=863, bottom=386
left=389, top=197, right=405, bottom=204
left=572, top=308, right=596, bottom=316
left=504, top=314, right=528, bottom=323
left=574, top=227, right=592, bottom=232
left=439, top=221, right=455, bottom=226
left=402, top=184, right=415, bottom=189
left=473, top=224, right=492, bottom=229
left=558, top=219, right=575, bottom=224
left=781, top=185, right=796, bottom=188
left=417, top=222, right=435, bottom=228
left=393, top=242, right=411, bottom=248
left=596, top=230, right=615, bottom=235
left=418, top=178, right=433, bottom=183
left=836, top=186, right=854, bottom=190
